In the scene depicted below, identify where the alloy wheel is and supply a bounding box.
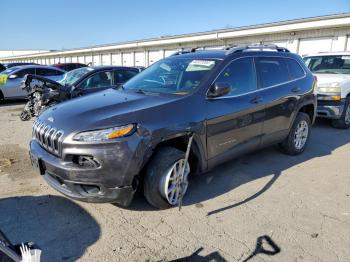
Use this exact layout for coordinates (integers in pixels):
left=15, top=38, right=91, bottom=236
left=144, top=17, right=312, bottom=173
left=159, top=159, right=190, bottom=205
left=294, top=120, right=309, bottom=150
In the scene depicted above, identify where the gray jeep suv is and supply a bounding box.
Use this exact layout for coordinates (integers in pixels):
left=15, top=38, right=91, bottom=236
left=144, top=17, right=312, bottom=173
left=29, top=45, right=317, bottom=209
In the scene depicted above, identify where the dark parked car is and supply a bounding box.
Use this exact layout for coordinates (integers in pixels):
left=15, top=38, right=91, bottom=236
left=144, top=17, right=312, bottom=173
left=19, top=66, right=140, bottom=119
left=52, top=63, right=87, bottom=71
left=29, top=45, right=317, bottom=209
left=57, top=65, right=139, bottom=97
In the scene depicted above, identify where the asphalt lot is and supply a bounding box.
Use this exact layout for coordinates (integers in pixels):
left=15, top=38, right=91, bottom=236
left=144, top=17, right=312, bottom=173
left=0, top=101, right=349, bottom=262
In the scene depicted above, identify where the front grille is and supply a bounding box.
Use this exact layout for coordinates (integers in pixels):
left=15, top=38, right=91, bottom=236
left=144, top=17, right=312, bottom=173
left=32, top=120, right=64, bottom=156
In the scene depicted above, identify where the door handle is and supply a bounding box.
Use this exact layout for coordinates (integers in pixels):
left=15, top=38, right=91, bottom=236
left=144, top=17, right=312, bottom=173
left=250, top=96, right=263, bottom=104
left=291, top=87, right=301, bottom=93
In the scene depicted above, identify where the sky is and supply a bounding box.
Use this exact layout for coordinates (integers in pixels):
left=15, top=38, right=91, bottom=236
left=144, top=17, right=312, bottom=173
left=1, top=0, right=349, bottom=50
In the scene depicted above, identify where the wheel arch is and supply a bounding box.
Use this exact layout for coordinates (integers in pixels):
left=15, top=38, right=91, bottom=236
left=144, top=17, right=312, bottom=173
left=298, top=103, right=315, bottom=124
left=142, top=134, right=207, bottom=176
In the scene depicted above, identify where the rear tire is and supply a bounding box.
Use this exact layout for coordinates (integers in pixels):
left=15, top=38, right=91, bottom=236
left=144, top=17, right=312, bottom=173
left=280, top=112, right=311, bottom=155
left=144, top=147, right=190, bottom=209
left=331, top=97, right=350, bottom=129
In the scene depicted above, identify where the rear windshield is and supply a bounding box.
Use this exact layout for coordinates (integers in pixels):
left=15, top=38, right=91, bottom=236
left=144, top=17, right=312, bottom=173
left=304, top=55, right=350, bottom=74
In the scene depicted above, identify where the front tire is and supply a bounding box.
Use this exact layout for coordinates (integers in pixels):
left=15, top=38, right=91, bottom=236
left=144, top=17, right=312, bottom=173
left=144, top=147, right=190, bottom=209
left=331, top=97, right=350, bottom=129
left=280, top=112, right=311, bottom=155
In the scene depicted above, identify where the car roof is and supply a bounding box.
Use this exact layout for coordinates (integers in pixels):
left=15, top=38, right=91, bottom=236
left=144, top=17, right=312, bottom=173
left=88, top=66, right=140, bottom=71
left=53, top=63, right=86, bottom=65
left=304, top=52, right=350, bottom=57
left=11, top=65, right=66, bottom=72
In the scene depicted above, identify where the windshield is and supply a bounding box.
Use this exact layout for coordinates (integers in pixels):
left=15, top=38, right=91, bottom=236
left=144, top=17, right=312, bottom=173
left=123, top=58, right=217, bottom=94
left=59, top=67, right=94, bottom=86
left=304, top=55, right=350, bottom=74
left=0, top=67, right=19, bottom=75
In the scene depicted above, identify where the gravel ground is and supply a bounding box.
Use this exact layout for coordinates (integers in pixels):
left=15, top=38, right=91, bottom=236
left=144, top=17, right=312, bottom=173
left=0, top=101, right=349, bottom=262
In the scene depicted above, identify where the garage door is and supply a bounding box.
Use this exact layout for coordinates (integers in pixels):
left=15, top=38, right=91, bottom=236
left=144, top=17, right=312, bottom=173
left=102, top=54, right=110, bottom=65
left=78, top=56, right=85, bottom=64
left=298, top=38, right=333, bottom=56
left=122, top=53, right=133, bottom=66
left=148, top=50, right=162, bottom=65
left=111, top=53, right=122, bottom=65
left=93, top=55, right=100, bottom=66
left=135, top=52, right=145, bottom=66
left=85, top=55, right=92, bottom=65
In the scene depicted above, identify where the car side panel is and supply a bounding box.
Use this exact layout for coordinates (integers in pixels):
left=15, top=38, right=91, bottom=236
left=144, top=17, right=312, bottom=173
left=260, top=82, right=300, bottom=145
left=3, top=78, right=27, bottom=98
left=205, top=91, right=265, bottom=169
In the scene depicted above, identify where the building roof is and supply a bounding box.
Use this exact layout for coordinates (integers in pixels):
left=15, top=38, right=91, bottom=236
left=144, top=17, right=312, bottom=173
left=2, top=13, right=350, bottom=60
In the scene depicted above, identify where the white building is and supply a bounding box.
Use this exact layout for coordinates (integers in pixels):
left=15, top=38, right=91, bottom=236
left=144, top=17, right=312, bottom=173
left=0, top=50, right=47, bottom=59
left=1, top=13, right=350, bottom=66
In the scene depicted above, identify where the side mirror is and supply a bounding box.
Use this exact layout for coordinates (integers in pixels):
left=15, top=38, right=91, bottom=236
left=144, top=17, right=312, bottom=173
left=8, top=74, right=17, bottom=79
left=71, top=86, right=83, bottom=97
left=207, top=82, right=231, bottom=98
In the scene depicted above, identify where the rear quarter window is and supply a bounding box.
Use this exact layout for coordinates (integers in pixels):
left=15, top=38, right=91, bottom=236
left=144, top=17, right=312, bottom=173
left=286, top=58, right=305, bottom=79
left=256, top=57, right=290, bottom=88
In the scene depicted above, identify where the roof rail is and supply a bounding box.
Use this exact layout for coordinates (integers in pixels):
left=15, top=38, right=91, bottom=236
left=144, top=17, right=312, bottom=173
left=170, top=47, right=202, bottom=56
left=226, top=44, right=290, bottom=54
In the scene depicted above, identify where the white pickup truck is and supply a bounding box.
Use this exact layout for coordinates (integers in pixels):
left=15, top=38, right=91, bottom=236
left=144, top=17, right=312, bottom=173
left=304, top=52, right=350, bottom=129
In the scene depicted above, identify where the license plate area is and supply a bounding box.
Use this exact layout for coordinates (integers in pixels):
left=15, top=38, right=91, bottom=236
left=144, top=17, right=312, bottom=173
left=29, top=152, right=45, bottom=175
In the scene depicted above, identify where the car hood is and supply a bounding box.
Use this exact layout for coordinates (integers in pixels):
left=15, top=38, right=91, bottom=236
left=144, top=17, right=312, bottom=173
left=314, top=73, right=350, bottom=86
left=39, top=88, right=182, bottom=133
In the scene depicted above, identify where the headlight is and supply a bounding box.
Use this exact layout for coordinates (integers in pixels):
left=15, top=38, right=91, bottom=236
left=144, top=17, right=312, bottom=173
left=73, top=124, right=135, bottom=142
left=317, top=86, right=341, bottom=93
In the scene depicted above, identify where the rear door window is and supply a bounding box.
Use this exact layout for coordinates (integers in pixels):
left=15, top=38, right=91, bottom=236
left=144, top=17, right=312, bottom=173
left=78, top=71, right=113, bottom=89
left=286, top=59, right=305, bottom=79
left=113, top=70, right=138, bottom=84
left=256, top=57, right=290, bottom=88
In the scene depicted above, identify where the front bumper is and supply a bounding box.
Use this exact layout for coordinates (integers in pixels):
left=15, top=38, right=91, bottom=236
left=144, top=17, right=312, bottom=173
left=29, top=136, right=144, bottom=206
left=316, top=99, right=345, bottom=119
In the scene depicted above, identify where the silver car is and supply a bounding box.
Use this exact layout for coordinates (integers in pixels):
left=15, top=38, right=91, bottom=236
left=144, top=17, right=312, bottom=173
left=0, top=65, right=66, bottom=100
